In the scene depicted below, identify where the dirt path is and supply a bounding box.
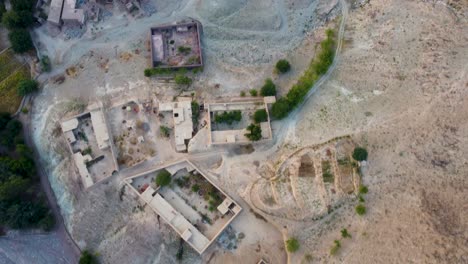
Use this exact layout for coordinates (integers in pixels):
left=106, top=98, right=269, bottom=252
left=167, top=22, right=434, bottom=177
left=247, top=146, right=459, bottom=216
left=18, top=96, right=81, bottom=264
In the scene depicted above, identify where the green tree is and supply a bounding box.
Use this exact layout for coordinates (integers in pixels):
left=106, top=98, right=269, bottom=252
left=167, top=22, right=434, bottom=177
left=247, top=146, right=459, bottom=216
left=249, top=89, right=257, bottom=96
left=245, top=123, right=262, bottom=141
left=8, top=28, right=33, bottom=53
left=352, top=147, right=368, bottom=161
left=253, top=109, right=268, bottom=123
left=355, top=204, right=366, bottom=215
left=11, top=0, right=35, bottom=12
left=1, top=10, right=33, bottom=29
left=17, top=79, right=38, bottom=96
left=271, top=97, right=291, bottom=119
left=0, top=112, right=12, bottom=130
left=214, top=111, right=242, bottom=125
left=159, top=126, right=170, bottom=138
left=275, top=59, right=291, bottom=73
left=286, top=238, right=300, bottom=252
left=0, top=176, right=30, bottom=201
left=0, top=1, right=6, bottom=21
left=260, top=78, right=276, bottom=96
left=79, top=250, right=98, bottom=264
left=155, top=169, right=171, bottom=187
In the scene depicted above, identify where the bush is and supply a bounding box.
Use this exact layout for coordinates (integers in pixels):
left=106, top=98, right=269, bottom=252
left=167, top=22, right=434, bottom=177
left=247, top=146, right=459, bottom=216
left=355, top=204, right=366, bottom=215
left=286, top=238, right=300, bottom=252
left=155, top=169, right=171, bottom=187
left=191, top=101, right=200, bottom=127
left=260, top=78, right=276, bottom=96
left=0, top=1, right=6, bottom=21
left=174, top=75, right=192, bottom=86
left=39, top=213, right=55, bottom=231
left=253, top=109, right=268, bottom=123
left=249, top=89, right=257, bottom=96
left=214, top=111, right=242, bottom=125
left=245, top=123, right=262, bottom=141
left=352, top=147, right=368, bottom=161
left=275, top=59, right=291, bottom=73
left=359, top=185, right=368, bottom=194
left=79, top=250, right=98, bottom=264
left=191, top=184, right=200, bottom=192
left=341, top=228, right=351, bottom=238
left=240, top=91, right=246, bottom=97
left=40, top=56, right=51, bottom=72
left=8, top=29, right=33, bottom=53
left=159, top=126, right=170, bottom=138
left=177, top=46, right=191, bottom=55
left=330, top=240, right=341, bottom=255
left=17, top=79, right=38, bottom=96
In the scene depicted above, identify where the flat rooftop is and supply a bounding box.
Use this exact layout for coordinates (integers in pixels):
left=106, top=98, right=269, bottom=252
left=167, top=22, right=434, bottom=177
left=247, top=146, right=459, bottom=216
left=159, top=98, right=194, bottom=152
left=124, top=159, right=242, bottom=254
left=150, top=21, right=203, bottom=68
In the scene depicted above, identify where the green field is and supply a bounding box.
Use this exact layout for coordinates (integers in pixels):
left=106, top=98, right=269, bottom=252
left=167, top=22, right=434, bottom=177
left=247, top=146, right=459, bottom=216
left=0, top=49, right=28, bottom=113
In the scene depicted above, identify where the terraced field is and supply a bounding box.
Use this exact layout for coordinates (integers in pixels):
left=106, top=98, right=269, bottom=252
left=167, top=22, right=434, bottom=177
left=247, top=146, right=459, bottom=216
left=0, top=49, right=28, bottom=113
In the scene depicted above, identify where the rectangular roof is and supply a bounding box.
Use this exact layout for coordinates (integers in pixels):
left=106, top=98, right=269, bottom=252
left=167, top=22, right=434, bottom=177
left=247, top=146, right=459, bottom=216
left=90, top=110, right=110, bottom=150
left=47, top=0, right=64, bottom=25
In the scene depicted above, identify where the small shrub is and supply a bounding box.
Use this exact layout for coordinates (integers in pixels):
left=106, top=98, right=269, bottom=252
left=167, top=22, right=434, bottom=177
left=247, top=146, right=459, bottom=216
left=40, top=55, right=51, bottom=72
left=249, top=89, right=258, bottom=96
left=17, top=79, right=38, bottom=96
left=191, top=101, right=200, bottom=127
left=253, top=109, right=268, bottom=123
left=82, top=147, right=92, bottom=155
left=359, top=185, right=368, bottom=194
left=260, top=78, right=276, bottom=96
left=21, top=107, right=28, bottom=114
left=330, top=240, right=341, bottom=256
left=355, top=204, right=366, bottom=215
left=245, top=123, right=262, bottom=141
left=271, top=97, right=292, bottom=119
left=341, top=228, right=351, bottom=238
left=352, top=147, right=368, bottom=161
left=155, top=169, right=171, bottom=187
left=177, top=46, right=191, bottom=55
left=191, top=184, right=200, bottom=192
left=79, top=250, right=98, bottom=264
left=286, top=238, right=300, bottom=252
left=240, top=91, right=246, bottom=97
left=39, top=213, right=55, bottom=231
left=174, top=75, right=192, bottom=86
left=358, top=195, right=365, bottom=203
left=275, top=59, right=291, bottom=73
left=160, top=126, right=170, bottom=138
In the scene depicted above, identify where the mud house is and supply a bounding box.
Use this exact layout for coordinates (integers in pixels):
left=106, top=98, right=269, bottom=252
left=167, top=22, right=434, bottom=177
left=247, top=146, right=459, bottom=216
left=159, top=97, right=194, bottom=152
left=61, top=105, right=118, bottom=188
left=48, top=0, right=85, bottom=26
left=150, top=21, right=203, bottom=68
left=124, top=159, right=242, bottom=254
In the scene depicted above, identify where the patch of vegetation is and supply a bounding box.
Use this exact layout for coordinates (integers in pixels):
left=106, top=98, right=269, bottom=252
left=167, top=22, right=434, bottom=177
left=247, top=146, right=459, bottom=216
left=240, top=91, right=246, bottom=97
left=79, top=250, right=98, bottom=264
left=359, top=185, right=368, bottom=194
left=249, top=89, right=258, bottom=96
left=82, top=147, right=92, bottom=155
left=0, top=115, right=54, bottom=231
left=275, top=59, right=291, bottom=73
left=174, top=74, right=192, bottom=86
left=159, top=126, right=170, bottom=138
left=177, top=46, right=191, bottom=55
left=330, top=240, right=341, bottom=256
left=322, top=160, right=334, bottom=183
left=40, top=56, right=51, bottom=72
left=143, top=67, right=187, bottom=77
left=16, top=79, right=38, bottom=96
left=253, top=109, right=268, bottom=123
left=155, top=169, right=171, bottom=187
left=355, top=204, right=366, bottom=215
left=191, top=184, right=200, bottom=192
left=303, top=254, right=313, bottom=263
left=245, top=123, right=262, bottom=141
left=0, top=1, right=6, bottom=21
left=341, top=228, right=351, bottom=238
left=191, top=101, right=200, bottom=128
left=260, top=78, right=276, bottom=96
left=352, top=147, right=368, bottom=161
left=271, top=29, right=336, bottom=119
left=358, top=195, right=365, bottom=203
left=286, top=238, right=300, bottom=253
left=214, top=110, right=242, bottom=125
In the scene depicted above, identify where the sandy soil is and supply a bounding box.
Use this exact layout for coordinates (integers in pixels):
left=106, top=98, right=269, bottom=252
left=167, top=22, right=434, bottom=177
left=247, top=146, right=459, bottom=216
left=23, top=0, right=468, bottom=263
